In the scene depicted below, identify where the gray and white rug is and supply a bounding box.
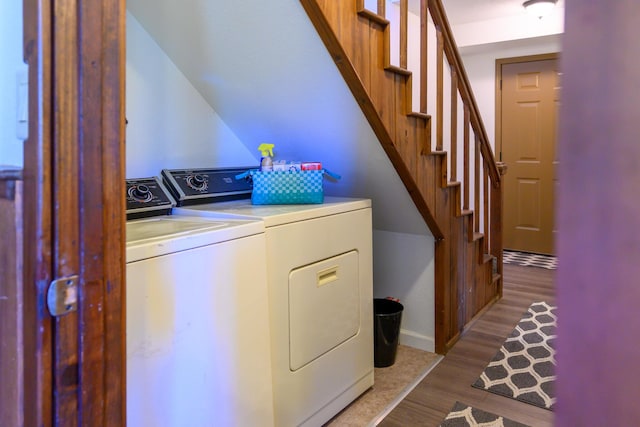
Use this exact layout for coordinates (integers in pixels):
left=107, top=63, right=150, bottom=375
left=472, top=301, right=557, bottom=410
left=439, top=402, right=529, bottom=427
left=503, top=250, right=557, bottom=270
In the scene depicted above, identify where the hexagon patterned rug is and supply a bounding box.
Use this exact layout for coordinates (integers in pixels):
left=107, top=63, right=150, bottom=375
left=472, top=301, right=557, bottom=410
left=439, top=402, right=530, bottom=427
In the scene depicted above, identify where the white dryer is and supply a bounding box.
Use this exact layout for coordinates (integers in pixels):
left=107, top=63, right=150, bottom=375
left=125, top=177, right=275, bottom=427
left=163, top=168, right=374, bottom=427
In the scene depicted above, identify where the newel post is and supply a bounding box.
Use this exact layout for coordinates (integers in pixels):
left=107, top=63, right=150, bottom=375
left=490, top=162, right=508, bottom=297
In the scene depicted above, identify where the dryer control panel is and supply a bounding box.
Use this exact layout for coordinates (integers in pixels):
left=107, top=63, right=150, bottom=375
left=126, top=176, right=176, bottom=220
left=162, top=167, right=255, bottom=206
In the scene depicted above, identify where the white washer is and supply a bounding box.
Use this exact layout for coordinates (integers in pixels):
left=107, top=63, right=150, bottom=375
left=125, top=178, right=275, bottom=427
left=173, top=196, right=374, bottom=427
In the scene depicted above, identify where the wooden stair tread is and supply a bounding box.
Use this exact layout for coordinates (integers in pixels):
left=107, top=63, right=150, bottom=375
left=482, top=253, right=494, bottom=264
left=429, top=150, right=447, bottom=157
left=357, top=9, right=389, bottom=26
left=491, top=273, right=501, bottom=284
left=384, top=64, right=412, bottom=76
left=472, top=232, right=484, bottom=242
left=460, top=209, right=473, bottom=216
left=446, top=181, right=461, bottom=188
left=407, top=111, right=431, bottom=121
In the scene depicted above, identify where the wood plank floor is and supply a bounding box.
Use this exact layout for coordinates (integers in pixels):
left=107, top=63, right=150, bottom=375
left=379, top=264, right=556, bottom=427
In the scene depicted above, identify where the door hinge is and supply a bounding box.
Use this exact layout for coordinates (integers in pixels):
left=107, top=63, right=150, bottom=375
left=47, top=275, right=78, bottom=317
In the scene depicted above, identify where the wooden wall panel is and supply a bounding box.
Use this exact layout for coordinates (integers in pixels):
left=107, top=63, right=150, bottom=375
left=369, top=30, right=396, bottom=137
left=0, top=174, right=23, bottom=427
left=464, top=216, right=476, bottom=325
left=435, top=166, right=454, bottom=350
left=417, top=154, right=436, bottom=214
left=408, top=115, right=427, bottom=180
left=352, top=16, right=371, bottom=90
left=451, top=201, right=464, bottom=336
left=394, top=76, right=414, bottom=175
left=52, top=0, right=81, bottom=421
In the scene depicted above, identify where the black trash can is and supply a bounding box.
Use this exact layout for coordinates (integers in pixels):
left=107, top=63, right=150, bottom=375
left=373, top=298, right=404, bottom=368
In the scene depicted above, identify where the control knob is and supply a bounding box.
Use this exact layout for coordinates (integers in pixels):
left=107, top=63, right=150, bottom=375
left=128, top=184, right=153, bottom=203
left=186, top=174, right=208, bottom=191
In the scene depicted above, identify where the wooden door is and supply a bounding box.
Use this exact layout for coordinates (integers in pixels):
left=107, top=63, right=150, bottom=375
left=21, top=0, right=126, bottom=425
left=499, top=56, right=559, bottom=255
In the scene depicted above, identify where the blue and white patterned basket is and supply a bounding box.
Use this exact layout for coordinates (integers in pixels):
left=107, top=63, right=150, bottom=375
left=236, top=169, right=340, bottom=205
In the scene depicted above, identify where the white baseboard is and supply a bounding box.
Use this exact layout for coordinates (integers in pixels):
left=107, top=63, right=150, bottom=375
left=399, top=329, right=435, bottom=353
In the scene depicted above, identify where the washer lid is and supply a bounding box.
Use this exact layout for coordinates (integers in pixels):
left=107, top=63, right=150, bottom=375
left=126, top=217, right=229, bottom=242
left=126, top=215, right=264, bottom=263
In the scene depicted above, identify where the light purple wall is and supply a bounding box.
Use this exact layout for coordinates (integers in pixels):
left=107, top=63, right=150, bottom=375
left=556, top=1, right=640, bottom=425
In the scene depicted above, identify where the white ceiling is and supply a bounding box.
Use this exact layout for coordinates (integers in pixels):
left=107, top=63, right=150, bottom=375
left=441, top=0, right=564, bottom=25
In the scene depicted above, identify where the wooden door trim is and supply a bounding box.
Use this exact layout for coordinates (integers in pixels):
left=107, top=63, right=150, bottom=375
left=495, top=53, right=560, bottom=160
left=22, top=0, right=126, bottom=424
left=23, top=1, right=54, bottom=423
left=77, top=1, right=127, bottom=423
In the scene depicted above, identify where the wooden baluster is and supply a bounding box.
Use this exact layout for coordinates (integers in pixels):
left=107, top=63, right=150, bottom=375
left=450, top=70, right=458, bottom=182
left=483, top=158, right=489, bottom=253
left=463, top=105, right=470, bottom=210
left=474, top=133, right=480, bottom=233
left=400, top=0, right=408, bottom=69
left=378, top=0, right=385, bottom=18
left=436, top=28, right=444, bottom=151
left=420, top=0, right=427, bottom=113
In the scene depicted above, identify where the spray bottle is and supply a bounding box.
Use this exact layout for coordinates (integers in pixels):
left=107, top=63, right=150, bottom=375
left=258, top=143, right=274, bottom=172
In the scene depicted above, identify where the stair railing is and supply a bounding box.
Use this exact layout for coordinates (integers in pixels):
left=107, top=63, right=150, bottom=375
left=358, top=0, right=505, bottom=281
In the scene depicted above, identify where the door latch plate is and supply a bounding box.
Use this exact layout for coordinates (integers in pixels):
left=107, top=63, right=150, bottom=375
left=47, top=275, right=78, bottom=317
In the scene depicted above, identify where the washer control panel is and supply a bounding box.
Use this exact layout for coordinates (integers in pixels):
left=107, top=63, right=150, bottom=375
left=162, top=167, right=254, bottom=206
left=126, top=176, right=176, bottom=220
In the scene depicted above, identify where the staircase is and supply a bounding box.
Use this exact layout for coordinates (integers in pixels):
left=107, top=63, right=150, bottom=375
left=300, top=0, right=506, bottom=353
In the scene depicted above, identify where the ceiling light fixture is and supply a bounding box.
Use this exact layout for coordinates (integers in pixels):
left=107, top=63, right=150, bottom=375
left=523, top=0, right=558, bottom=19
